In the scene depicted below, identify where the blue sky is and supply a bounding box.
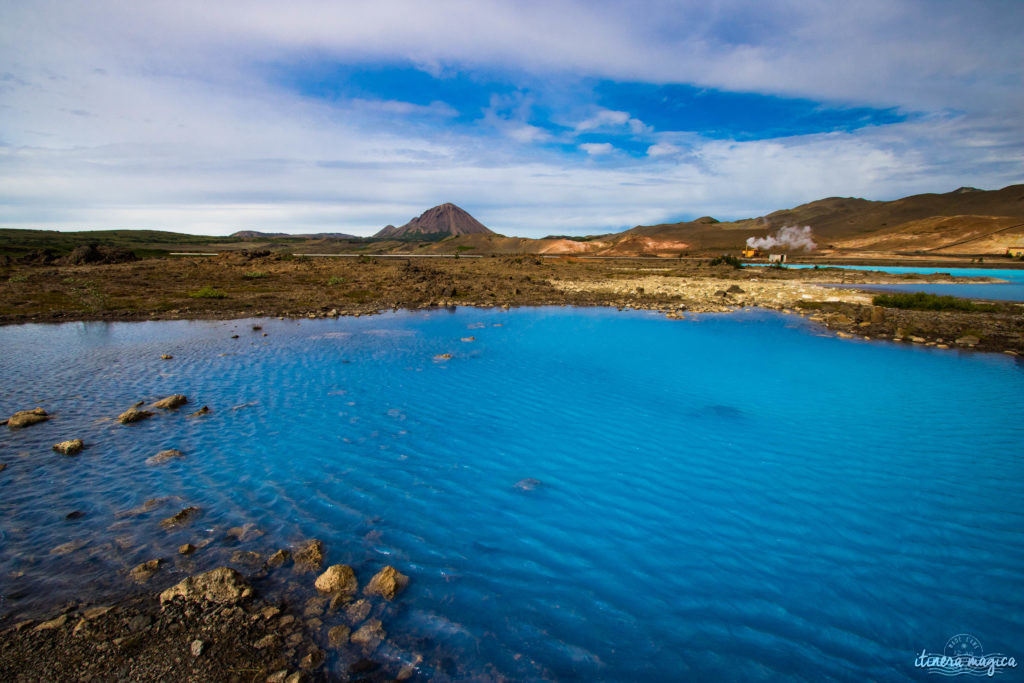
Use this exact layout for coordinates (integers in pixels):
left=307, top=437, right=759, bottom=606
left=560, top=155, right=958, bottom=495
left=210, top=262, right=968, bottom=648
left=1, top=1, right=1022, bottom=236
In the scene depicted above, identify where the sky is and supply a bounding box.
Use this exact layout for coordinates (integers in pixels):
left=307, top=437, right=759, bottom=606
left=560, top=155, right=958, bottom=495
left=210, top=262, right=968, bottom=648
left=1, top=1, right=1023, bottom=237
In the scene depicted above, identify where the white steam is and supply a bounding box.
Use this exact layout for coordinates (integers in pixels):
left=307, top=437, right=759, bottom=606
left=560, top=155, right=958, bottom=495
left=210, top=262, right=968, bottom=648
left=746, top=225, right=817, bottom=252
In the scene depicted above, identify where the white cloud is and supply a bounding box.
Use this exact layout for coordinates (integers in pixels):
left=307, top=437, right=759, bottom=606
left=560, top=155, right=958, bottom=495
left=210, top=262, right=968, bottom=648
left=647, top=143, right=681, bottom=157
left=575, top=109, right=649, bottom=135
left=579, top=142, right=615, bottom=156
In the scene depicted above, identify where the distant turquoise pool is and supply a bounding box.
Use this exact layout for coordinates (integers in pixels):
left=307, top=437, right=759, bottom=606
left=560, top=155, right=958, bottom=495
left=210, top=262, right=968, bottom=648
left=2, top=308, right=1022, bottom=680
left=783, top=264, right=1024, bottom=301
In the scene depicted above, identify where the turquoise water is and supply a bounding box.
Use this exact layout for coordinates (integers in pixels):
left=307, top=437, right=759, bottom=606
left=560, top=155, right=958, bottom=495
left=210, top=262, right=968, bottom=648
left=1, top=308, right=1023, bottom=680
left=784, top=264, right=1024, bottom=301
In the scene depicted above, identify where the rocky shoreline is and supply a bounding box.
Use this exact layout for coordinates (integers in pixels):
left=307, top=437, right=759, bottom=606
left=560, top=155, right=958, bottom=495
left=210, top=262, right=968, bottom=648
left=1, top=254, right=1022, bottom=353
left=2, top=395, right=428, bottom=681
left=1, top=552, right=418, bottom=682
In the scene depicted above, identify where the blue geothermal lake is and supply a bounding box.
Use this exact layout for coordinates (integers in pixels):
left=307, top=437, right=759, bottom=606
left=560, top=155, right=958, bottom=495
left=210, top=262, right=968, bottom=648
left=784, top=264, right=1024, bottom=301
left=2, top=308, right=1023, bottom=680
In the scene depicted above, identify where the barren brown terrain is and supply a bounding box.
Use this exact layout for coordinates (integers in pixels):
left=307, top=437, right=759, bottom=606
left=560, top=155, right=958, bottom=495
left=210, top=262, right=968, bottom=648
left=2, top=252, right=1022, bottom=354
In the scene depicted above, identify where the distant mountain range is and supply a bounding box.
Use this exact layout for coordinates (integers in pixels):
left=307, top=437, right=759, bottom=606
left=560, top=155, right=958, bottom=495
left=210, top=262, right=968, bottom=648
left=374, top=203, right=497, bottom=239
left=6, top=185, right=1023, bottom=260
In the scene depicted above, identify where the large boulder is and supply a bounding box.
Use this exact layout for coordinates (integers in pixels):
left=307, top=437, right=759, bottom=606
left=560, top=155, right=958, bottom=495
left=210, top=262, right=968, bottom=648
left=314, top=565, right=357, bottom=595
left=7, top=408, right=50, bottom=429
left=159, top=567, right=253, bottom=605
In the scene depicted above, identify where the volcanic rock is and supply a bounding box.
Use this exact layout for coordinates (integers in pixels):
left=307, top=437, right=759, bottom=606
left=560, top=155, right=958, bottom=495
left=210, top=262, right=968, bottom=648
left=363, top=565, right=408, bottom=600
left=344, top=599, right=372, bottom=625
left=151, top=394, right=187, bottom=410
left=159, top=506, right=200, bottom=529
left=314, top=564, right=357, bottom=595
left=53, top=439, right=84, bottom=455
left=292, top=539, right=324, bottom=573
left=327, top=624, right=351, bottom=647
left=267, top=549, right=291, bottom=568
left=129, top=559, right=163, bottom=584
left=7, top=408, right=50, bottom=429
left=159, top=567, right=253, bottom=605
left=350, top=619, right=386, bottom=652
left=118, top=407, right=153, bottom=424
left=146, top=449, right=184, bottom=465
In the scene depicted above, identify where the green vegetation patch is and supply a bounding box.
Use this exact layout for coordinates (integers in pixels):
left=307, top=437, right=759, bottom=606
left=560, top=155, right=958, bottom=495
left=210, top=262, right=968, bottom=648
left=872, top=292, right=997, bottom=312
left=188, top=285, right=227, bottom=299
left=709, top=255, right=743, bottom=269
left=243, top=271, right=268, bottom=279
left=327, top=276, right=347, bottom=285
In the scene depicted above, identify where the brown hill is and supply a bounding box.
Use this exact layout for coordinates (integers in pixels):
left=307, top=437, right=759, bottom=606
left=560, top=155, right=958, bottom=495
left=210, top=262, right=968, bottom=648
left=374, top=203, right=497, bottom=239
left=605, top=184, right=1024, bottom=256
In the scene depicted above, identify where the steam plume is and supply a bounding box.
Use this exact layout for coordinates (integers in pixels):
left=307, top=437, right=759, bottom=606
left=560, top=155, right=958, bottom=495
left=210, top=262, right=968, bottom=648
left=746, top=225, right=816, bottom=252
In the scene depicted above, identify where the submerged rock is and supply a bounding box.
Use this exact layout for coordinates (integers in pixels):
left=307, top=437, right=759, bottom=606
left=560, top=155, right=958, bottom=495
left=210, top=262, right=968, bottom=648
left=300, top=647, right=325, bottom=670
left=267, top=549, right=291, bottom=568
left=344, top=599, right=372, bottom=625
left=7, top=408, right=50, bottom=429
left=314, top=564, right=357, bottom=595
left=0, top=463, right=7, bottom=473
left=146, top=448, right=184, bottom=465
left=226, top=523, right=263, bottom=542
left=515, top=477, right=542, bottom=491
left=151, top=394, right=188, bottom=410
left=53, top=439, right=84, bottom=456
left=118, top=407, right=154, bottom=424
left=178, top=543, right=195, bottom=555
left=159, top=506, right=200, bottom=529
left=327, top=624, right=351, bottom=648
left=129, top=559, right=164, bottom=584
left=187, top=405, right=211, bottom=418
left=159, top=566, right=253, bottom=605
left=116, top=496, right=175, bottom=518
left=160, top=354, right=173, bottom=360
left=363, top=566, right=409, bottom=601
left=230, top=550, right=263, bottom=568
left=350, top=619, right=386, bottom=652
left=292, top=539, right=324, bottom=573
left=50, top=539, right=88, bottom=555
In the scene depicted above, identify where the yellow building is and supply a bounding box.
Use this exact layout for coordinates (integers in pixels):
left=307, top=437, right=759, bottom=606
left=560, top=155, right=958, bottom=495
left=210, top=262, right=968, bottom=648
left=1007, top=246, right=1024, bottom=258
left=741, top=247, right=759, bottom=258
